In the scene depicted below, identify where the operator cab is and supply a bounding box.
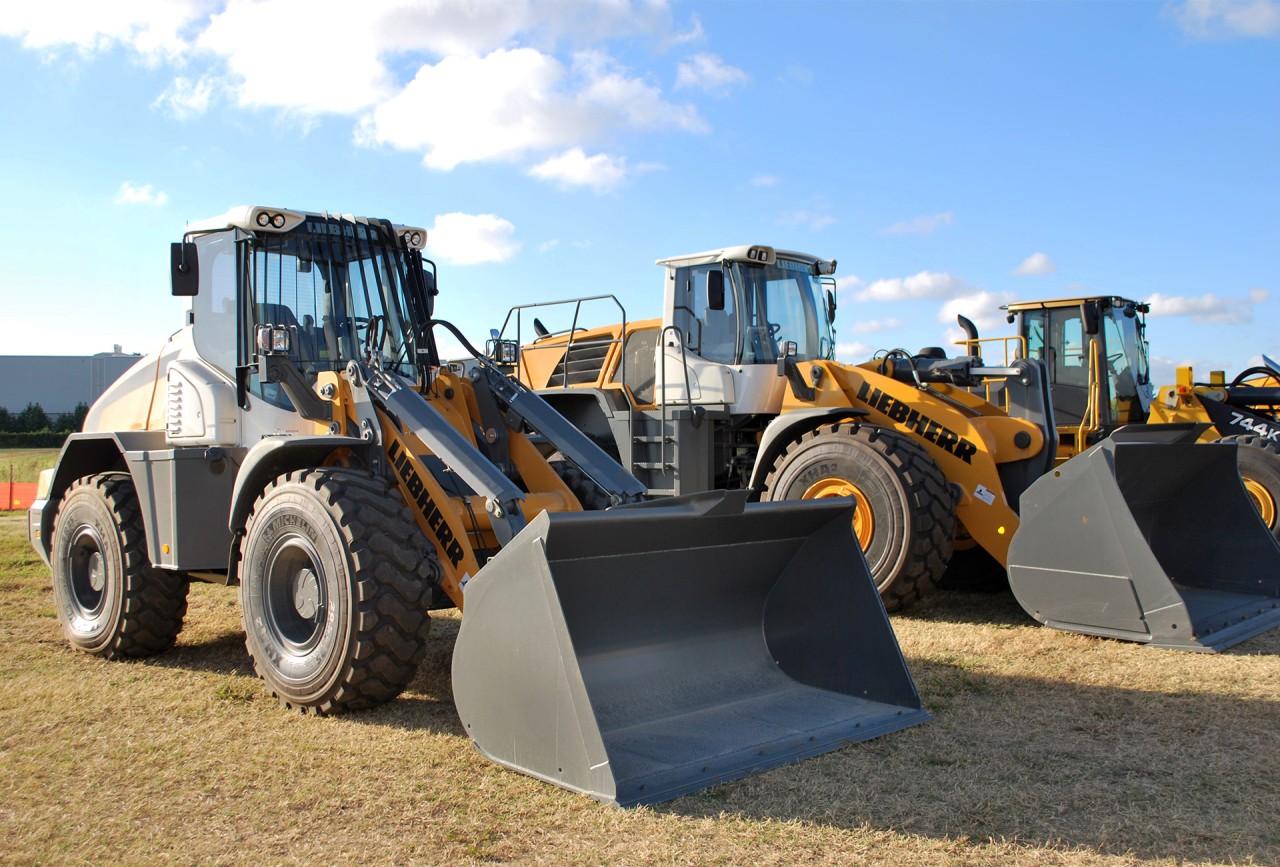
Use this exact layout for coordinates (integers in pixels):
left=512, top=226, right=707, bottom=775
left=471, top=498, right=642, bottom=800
left=660, top=245, right=838, bottom=367
left=1005, top=296, right=1155, bottom=431
left=175, top=206, right=436, bottom=413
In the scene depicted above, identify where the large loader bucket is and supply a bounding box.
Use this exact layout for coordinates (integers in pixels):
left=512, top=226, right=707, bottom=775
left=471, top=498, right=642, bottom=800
left=1008, top=440, right=1280, bottom=652
left=452, top=492, right=929, bottom=807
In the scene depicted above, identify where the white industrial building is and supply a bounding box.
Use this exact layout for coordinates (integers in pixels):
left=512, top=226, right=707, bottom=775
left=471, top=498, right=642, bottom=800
left=0, top=348, right=141, bottom=415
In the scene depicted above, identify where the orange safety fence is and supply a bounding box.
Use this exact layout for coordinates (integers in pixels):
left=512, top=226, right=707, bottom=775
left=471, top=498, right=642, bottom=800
left=4, top=482, right=37, bottom=511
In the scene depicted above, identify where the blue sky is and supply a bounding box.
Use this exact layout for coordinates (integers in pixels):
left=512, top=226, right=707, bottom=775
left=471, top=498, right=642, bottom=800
left=2, top=0, right=1276, bottom=387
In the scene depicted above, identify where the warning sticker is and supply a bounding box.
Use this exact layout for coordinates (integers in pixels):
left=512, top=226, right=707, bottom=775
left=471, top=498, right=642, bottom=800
left=973, top=484, right=996, bottom=506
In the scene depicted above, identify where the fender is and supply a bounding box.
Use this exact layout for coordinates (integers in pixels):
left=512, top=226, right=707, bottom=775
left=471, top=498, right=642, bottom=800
left=747, top=407, right=869, bottom=492
left=32, top=431, right=165, bottom=563
left=227, top=435, right=374, bottom=535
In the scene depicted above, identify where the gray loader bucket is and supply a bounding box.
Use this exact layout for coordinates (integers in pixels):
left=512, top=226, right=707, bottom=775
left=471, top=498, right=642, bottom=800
left=1008, top=440, right=1280, bottom=652
left=452, top=492, right=929, bottom=807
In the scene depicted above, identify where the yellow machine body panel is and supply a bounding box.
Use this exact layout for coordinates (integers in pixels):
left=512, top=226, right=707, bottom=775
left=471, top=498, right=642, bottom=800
left=787, top=359, right=1046, bottom=566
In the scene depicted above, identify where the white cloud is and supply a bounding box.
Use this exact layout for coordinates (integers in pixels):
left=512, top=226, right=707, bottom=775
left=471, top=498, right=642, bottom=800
left=783, top=65, right=814, bottom=85
left=528, top=148, right=629, bottom=192
left=675, top=53, right=749, bottom=96
left=1146, top=290, right=1269, bottom=323
left=426, top=213, right=521, bottom=265
left=835, top=274, right=865, bottom=296
left=667, top=13, right=705, bottom=46
left=835, top=341, right=873, bottom=362
left=1167, top=0, right=1280, bottom=38
left=1012, top=251, right=1057, bottom=276
left=750, top=174, right=779, bottom=187
left=850, top=317, right=902, bottom=335
left=154, top=75, right=216, bottom=119
left=5, top=1, right=709, bottom=182
left=114, top=182, right=168, bottom=206
left=879, top=212, right=953, bottom=237
left=938, top=291, right=1018, bottom=338
left=199, top=0, right=395, bottom=115
left=538, top=239, right=561, bottom=253
left=0, top=0, right=206, bottom=62
left=778, top=209, right=835, bottom=231
left=855, top=271, right=974, bottom=302
left=359, top=48, right=705, bottom=171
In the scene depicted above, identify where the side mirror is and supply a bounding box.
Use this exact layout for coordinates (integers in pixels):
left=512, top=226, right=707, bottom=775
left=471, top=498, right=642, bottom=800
left=422, top=267, right=437, bottom=318
left=170, top=242, right=199, bottom=296
left=824, top=288, right=837, bottom=324
left=707, top=270, right=725, bottom=311
left=1081, top=301, right=1100, bottom=335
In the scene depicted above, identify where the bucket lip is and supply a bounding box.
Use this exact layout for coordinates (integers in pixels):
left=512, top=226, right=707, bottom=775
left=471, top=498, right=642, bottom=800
left=1038, top=604, right=1280, bottom=653
left=469, top=706, right=935, bottom=809
left=610, top=706, right=934, bottom=808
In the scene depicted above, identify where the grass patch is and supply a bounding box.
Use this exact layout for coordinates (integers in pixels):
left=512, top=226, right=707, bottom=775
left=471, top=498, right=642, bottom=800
left=1, top=516, right=1277, bottom=865
left=0, top=448, right=60, bottom=484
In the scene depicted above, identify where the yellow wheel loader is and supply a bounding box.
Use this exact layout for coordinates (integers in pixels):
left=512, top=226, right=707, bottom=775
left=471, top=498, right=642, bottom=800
left=996, top=296, right=1280, bottom=542
left=500, top=246, right=1280, bottom=651
left=27, top=209, right=931, bottom=807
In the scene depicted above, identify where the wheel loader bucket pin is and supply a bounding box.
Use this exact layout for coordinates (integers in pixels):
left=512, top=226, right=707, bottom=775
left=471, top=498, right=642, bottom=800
left=452, top=492, right=929, bottom=806
left=1008, top=439, right=1280, bottom=652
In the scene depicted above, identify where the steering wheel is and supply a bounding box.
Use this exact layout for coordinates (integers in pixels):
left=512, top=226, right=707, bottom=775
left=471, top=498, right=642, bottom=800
left=768, top=322, right=782, bottom=339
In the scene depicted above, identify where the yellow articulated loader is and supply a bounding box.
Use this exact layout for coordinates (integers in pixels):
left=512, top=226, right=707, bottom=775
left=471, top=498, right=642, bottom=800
left=27, top=209, right=930, bottom=807
left=994, top=296, right=1280, bottom=542
left=499, top=246, right=1280, bottom=651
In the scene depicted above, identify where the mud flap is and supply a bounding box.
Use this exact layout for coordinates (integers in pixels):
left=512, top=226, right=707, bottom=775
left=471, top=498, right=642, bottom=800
left=1008, top=440, right=1280, bottom=652
left=451, top=492, right=929, bottom=807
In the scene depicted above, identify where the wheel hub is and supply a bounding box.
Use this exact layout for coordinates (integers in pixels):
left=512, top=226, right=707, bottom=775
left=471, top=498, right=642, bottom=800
left=68, top=526, right=107, bottom=616
left=293, top=568, right=321, bottom=620
left=1243, top=476, right=1277, bottom=530
left=802, top=477, right=875, bottom=550
left=264, top=538, right=328, bottom=652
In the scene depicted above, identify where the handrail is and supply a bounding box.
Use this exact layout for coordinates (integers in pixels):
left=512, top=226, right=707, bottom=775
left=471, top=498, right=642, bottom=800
left=657, top=325, right=699, bottom=471
left=499, top=295, right=634, bottom=473
left=952, top=335, right=1027, bottom=409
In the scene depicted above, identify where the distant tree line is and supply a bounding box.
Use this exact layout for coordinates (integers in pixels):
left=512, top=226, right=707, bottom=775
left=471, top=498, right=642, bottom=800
left=0, top=402, right=89, bottom=447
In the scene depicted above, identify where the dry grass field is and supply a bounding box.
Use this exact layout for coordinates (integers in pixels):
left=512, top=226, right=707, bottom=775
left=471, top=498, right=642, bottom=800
left=0, top=448, right=59, bottom=484
left=2, top=510, right=1277, bottom=866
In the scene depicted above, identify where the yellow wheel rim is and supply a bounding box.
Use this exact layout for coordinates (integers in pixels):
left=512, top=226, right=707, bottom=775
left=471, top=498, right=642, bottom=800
left=1243, top=475, right=1277, bottom=530
left=802, top=477, right=874, bottom=550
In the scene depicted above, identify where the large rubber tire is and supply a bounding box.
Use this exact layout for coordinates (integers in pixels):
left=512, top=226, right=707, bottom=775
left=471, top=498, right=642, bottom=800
left=239, top=468, right=438, bottom=714
left=1217, top=434, right=1280, bottom=543
left=50, top=473, right=189, bottom=658
left=761, top=422, right=957, bottom=612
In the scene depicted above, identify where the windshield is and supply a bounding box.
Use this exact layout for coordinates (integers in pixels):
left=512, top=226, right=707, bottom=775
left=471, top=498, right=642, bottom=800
left=244, top=216, right=429, bottom=379
left=727, top=258, right=834, bottom=363
left=183, top=215, right=433, bottom=410
left=1103, top=306, right=1153, bottom=414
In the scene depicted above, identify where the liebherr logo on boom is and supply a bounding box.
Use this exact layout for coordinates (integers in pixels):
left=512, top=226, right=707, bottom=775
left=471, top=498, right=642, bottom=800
left=386, top=438, right=466, bottom=567
left=856, top=381, right=979, bottom=463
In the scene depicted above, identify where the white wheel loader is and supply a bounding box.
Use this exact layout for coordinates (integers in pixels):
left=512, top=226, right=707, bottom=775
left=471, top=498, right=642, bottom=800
left=28, top=208, right=931, bottom=806
left=499, top=245, right=1280, bottom=652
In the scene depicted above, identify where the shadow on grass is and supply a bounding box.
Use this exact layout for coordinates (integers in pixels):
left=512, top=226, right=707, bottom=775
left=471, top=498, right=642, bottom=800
left=146, top=631, right=251, bottom=677
left=659, top=658, right=1280, bottom=863
left=138, top=612, right=467, bottom=735
left=905, top=587, right=1280, bottom=658
left=112, top=579, right=1279, bottom=862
